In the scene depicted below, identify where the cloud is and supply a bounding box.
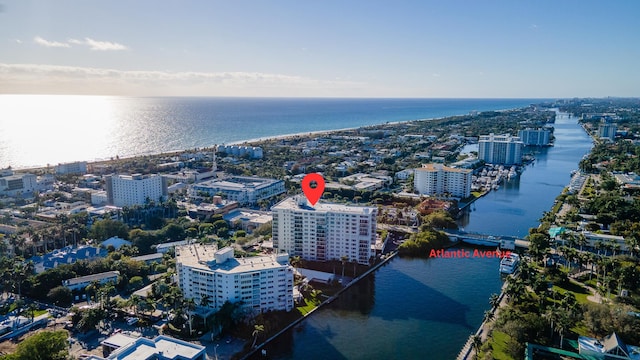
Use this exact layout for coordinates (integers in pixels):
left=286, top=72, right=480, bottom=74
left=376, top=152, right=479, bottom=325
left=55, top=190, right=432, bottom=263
left=68, top=37, right=128, bottom=51
left=33, top=36, right=128, bottom=50
left=15, top=39, right=22, bottom=44
left=33, top=36, right=70, bottom=48
left=0, top=63, right=362, bottom=96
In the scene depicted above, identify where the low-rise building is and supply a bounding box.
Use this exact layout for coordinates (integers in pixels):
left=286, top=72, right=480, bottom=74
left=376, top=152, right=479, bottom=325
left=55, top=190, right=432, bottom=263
left=190, top=176, right=285, bottom=206
left=31, top=245, right=108, bottom=273
left=578, top=332, right=639, bottom=359
left=0, top=173, right=39, bottom=197
left=62, top=271, right=119, bottom=291
left=223, top=209, right=273, bottom=232
left=55, top=161, right=88, bottom=175
left=92, top=335, right=206, bottom=360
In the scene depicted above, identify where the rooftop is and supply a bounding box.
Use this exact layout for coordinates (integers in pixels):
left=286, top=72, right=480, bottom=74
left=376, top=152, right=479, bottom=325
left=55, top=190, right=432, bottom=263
left=272, top=196, right=376, bottom=215
left=176, top=244, right=289, bottom=273
left=64, top=271, right=120, bottom=286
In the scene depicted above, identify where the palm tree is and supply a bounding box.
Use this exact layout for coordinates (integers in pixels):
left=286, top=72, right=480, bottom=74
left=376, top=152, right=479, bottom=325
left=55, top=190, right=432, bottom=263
left=625, top=234, right=639, bottom=257
left=251, top=324, right=265, bottom=348
left=184, top=298, right=196, bottom=335
left=483, top=310, right=494, bottom=323
left=26, top=302, right=38, bottom=323
left=471, top=334, right=482, bottom=359
left=489, top=293, right=500, bottom=309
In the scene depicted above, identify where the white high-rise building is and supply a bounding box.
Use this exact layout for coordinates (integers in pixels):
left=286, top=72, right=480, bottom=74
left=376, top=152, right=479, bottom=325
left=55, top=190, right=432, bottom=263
left=55, top=161, right=88, bottom=175
left=478, top=133, right=523, bottom=165
left=271, top=197, right=377, bottom=265
left=598, top=123, right=617, bottom=141
left=414, top=164, right=472, bottom=198
left=176, top=245, right=294, bottom=314
left=106, top=174, right=167, bottom=207
left=518, top=128, right=551, bottom=146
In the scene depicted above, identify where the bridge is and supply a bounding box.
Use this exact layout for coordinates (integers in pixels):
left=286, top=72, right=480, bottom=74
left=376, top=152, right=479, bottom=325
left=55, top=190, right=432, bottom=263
left=375, top=224, right=531, bottom=249
left=443, top=229, right=530, bottom=250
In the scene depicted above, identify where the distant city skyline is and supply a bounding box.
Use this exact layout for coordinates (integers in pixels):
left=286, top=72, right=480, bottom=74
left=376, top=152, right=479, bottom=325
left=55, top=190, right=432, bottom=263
left=1, top=1, right=639, bottom=98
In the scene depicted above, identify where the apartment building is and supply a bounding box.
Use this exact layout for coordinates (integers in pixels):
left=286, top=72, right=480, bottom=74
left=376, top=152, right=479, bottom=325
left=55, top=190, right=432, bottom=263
left=478, top=133, right=524, bottom=165
left=176, top=245, right=294, bottom=314
left=414, top=163, right=472, bottom=198
left=105, top=174, right=167, bottom=207
left=271, top=197, right=377, bottom=265
left=518, top=128, right=551, bottom=146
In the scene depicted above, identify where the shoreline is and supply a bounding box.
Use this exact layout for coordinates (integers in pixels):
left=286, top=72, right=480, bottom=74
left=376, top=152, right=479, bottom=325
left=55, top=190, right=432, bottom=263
left=9, top=105, right=527, bottom=172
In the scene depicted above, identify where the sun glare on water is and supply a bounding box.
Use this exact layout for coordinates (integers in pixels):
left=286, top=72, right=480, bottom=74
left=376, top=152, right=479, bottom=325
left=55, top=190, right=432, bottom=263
left=0, top=95, right=122, bottom=168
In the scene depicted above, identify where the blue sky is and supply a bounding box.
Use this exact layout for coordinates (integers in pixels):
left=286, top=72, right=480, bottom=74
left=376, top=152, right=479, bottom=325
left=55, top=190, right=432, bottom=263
left=1, top=0, right=639, bottom=97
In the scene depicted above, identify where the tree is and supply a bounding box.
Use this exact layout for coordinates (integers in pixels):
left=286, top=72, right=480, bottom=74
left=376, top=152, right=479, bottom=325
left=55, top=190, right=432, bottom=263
left=90, top=219, right=129, bottom=241
left=528, top=233, right=551, bottom=263
left=471, top=334, right=482, bottom=359
left=251, top=324, right=264, bottom=348
left=47, top=286, right=73, bottom=307
left=422, top=210, right=458, bottom=230
left=9, top=330, right=69, bottom=360
left=489, top=293, right=500, bottom=309
left=341, top=255, right=348, bottom=279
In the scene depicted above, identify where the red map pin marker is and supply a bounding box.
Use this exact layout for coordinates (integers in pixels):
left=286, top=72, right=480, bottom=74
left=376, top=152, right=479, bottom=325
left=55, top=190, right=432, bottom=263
left=301, top=173, right=325, bottom=206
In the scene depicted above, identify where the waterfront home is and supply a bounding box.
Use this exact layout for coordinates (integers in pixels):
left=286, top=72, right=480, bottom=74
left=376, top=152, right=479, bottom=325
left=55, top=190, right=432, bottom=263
left=578, top=333, right=640, bottom=359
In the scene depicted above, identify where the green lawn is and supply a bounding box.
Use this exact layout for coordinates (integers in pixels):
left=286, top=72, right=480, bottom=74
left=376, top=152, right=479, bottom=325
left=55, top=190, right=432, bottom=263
left=296, top=298, right=318, bottom=316
left=552, top=283, right=590, bottom=305
left=34, top=309, right=48, bottom=317
left=487, top=331, right=515, bottom=360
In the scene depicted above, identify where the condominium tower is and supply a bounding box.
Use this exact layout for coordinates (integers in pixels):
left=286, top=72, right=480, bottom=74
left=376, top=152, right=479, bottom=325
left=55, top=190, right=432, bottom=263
left=518, top=128, right=551, bottom=146
left=105, top=174, right=167, bottom=207
left=271, top=197, right=377, bottom=265
left=414, top=163, right=472, bottom=198
left=478, top=133, right=523, bottom=165
left=176, top=245, right=294, bottom=314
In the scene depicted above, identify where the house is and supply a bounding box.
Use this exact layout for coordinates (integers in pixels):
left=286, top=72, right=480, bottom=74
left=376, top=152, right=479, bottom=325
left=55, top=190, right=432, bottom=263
left=579, top=332, right=640, bottom=359
left=62, top=271, right=120, bottom=291
left=31, top=245, right=108, bottom=273
left=100, top=236, right=132, bottom=250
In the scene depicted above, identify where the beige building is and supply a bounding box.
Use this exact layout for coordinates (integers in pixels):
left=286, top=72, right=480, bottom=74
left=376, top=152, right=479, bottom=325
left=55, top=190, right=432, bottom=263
left=414, top=163, right=472, bottom=198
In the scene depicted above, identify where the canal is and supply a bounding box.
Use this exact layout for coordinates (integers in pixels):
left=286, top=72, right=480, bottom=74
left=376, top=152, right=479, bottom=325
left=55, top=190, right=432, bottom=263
left=257, top=111, right=593, bottom=360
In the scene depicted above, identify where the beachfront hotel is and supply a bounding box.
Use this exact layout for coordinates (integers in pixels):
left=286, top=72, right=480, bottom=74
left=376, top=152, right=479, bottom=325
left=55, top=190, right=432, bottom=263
left=414, top=163, right=472, bottom=199
left=189, top=176, right=285, bottom=206
left=271, top=196, right=377, bottom=265
left=105, top=174, right=168, bottom=207
left=478, top=133, right=524, bottom=165
left=176, top=245, right=294, bottom=314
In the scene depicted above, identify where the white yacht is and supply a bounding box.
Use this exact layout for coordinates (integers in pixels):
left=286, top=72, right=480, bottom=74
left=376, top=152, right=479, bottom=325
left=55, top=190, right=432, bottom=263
left=499, top=253, right=520, bottom=274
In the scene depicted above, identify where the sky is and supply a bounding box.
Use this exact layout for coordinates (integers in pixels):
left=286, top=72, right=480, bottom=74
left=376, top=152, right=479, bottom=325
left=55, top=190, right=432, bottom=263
left=1, top=0, right=639, bottom=98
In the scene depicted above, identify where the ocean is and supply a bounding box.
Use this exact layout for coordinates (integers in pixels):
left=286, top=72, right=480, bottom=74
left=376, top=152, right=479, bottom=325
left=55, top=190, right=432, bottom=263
left=0, top=96, right=543, bottom=169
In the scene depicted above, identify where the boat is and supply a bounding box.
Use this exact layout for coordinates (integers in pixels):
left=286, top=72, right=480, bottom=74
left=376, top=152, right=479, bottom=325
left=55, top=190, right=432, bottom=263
left=499, top=253, right=520, bottom=274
